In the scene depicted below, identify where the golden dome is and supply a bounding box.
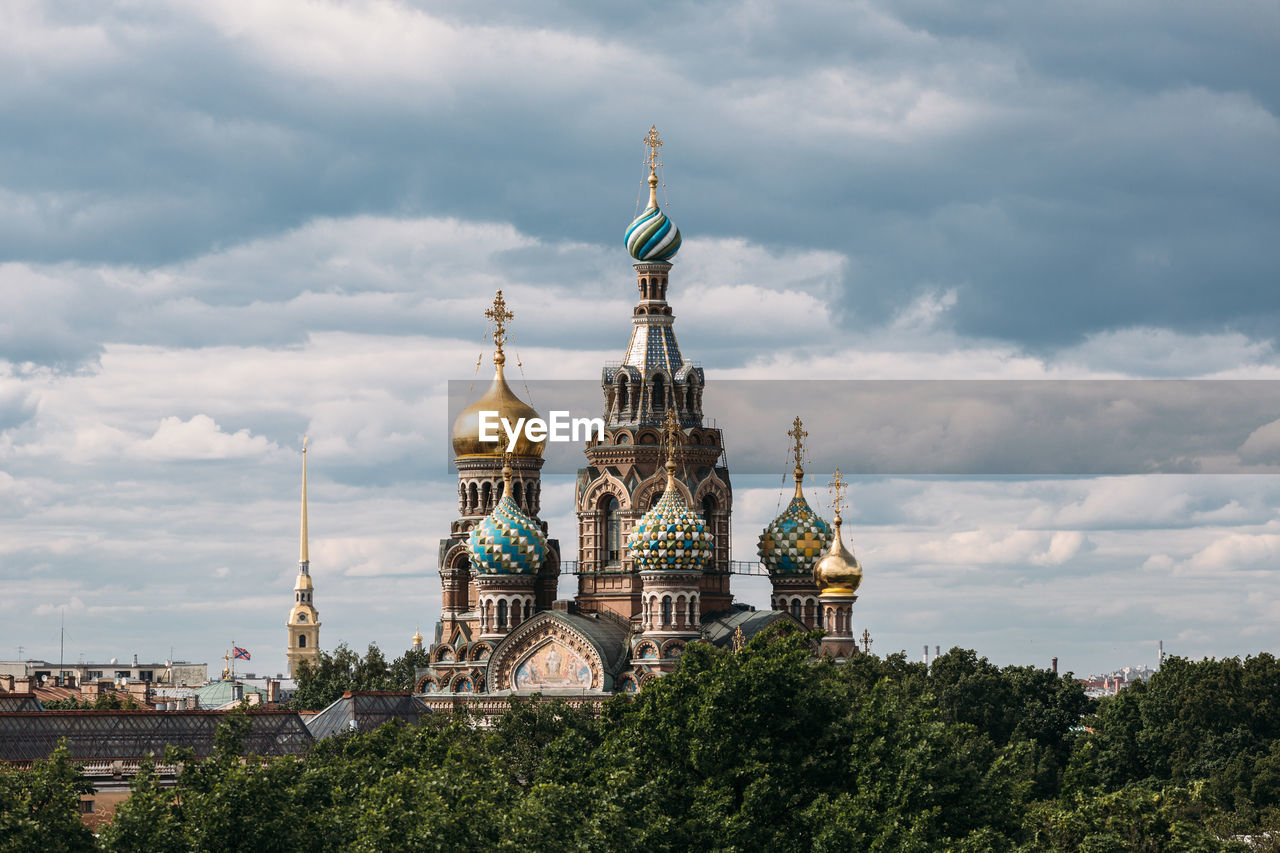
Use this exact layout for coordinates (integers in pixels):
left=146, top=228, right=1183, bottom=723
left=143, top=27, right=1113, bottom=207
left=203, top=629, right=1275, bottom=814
left=411, top=627, right=423, bottom=645
left=451, top=353, right=545, bottom=458
left=813, top=513, right=862, bottom=596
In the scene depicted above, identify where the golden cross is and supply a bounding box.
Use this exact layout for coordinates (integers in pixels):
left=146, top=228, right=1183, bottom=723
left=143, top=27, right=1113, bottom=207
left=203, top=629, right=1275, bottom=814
left=861, top=629, right=872, bottom=653
left=661, top=407, right=682, bottom=468
left=828, top=467, right=847, bottom=515
left=485, top=290, right=514, bottom=355
left=787, top=416, right=807, bottom=469
left=643, top=125, right=663, bottom=174
left=732, top=625, right=746, bottom=653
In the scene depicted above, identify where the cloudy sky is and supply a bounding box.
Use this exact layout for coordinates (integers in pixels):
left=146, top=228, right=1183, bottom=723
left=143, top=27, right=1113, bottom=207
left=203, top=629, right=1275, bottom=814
left=2, top=0, right=1277, bottom=678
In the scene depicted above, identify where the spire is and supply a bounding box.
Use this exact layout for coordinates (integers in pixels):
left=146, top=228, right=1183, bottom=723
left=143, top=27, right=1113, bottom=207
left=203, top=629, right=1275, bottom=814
left=788, top=415, right=808, bottom=498
left=643, top=124, right=662, bottom=209
left=299, top=437, right=310, bottom=570
left=661, top=407, right=681, bottom=487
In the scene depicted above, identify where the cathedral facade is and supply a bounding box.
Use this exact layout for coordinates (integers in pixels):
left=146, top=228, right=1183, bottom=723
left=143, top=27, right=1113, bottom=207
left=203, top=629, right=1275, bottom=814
left=412, top=129, right=864, bottom=707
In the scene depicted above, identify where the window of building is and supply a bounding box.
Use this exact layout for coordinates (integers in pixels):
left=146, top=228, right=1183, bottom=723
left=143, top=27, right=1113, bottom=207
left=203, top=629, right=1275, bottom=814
left=498, top=599, right=508, bottom=630
left=299, top=635, right=307, bottom=648
left=79, top=800, right=94, bottom=814
left=661, top=596, right=672, bottom=626
left=605, top=496, right=621, bottom=564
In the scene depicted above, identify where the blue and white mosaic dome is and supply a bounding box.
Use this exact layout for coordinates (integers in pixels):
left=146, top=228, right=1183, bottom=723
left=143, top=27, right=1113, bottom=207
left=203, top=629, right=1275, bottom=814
left=468, top=486, right=546, bottom=575
left=630, top=473, right=712, bottom=572
left=758, top=488, right=833, bottom=577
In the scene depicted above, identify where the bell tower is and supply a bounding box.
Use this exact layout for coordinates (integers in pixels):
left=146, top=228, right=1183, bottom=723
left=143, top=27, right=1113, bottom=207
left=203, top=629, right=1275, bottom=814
left=576, top=126, right=732, bottom=624
left=286, top=438, right=322, bottom=677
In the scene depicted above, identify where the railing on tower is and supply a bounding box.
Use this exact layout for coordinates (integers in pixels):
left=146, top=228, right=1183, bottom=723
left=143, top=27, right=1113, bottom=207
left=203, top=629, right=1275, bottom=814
left=561, top=560, right=768, bottom=576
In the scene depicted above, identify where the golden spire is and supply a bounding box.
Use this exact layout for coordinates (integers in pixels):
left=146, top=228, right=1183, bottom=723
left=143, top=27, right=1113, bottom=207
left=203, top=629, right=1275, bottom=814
left=299, top=436, right=309, bottom=566
left=787, top=416, right=808, bottom=497
left=485, top=290, right=514, bottom=365
left=501, top=450, right=515, bottom=487
left=643, top=125, right=663, bottom=208
left=660, top=407, right=681, bottom=483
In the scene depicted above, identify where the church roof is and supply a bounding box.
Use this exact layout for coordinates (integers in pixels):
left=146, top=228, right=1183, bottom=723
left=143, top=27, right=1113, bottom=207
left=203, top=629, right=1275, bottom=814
left=702, top=608, right=798, bottom=649
left=304, top=691, right=431, bottom=740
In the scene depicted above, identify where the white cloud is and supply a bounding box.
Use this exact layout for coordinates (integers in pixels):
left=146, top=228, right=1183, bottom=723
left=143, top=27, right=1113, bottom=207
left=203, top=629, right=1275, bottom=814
left=134, top=415, right=275, bottom=462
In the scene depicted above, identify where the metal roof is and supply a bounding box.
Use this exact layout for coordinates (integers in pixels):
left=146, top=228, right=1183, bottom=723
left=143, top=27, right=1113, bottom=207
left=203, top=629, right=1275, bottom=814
left=0, top=710, right=313, bottom=762
left=0, top=694, right=44, bottom=712
left=304, top=692, right=431, bottom=740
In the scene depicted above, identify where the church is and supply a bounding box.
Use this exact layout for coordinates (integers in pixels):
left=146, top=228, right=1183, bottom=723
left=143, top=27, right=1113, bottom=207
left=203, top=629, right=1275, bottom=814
left=287, top=128, right=867, bottom=701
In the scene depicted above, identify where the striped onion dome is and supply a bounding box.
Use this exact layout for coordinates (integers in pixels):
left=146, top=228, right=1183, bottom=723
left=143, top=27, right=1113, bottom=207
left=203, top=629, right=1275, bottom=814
left=629, top=465, right=712, bottom=572
left=625, top=172, right=682, bottom=261
left=759, top=470, right=833, bottom=576
left=468, top=467, right=546, bottom=575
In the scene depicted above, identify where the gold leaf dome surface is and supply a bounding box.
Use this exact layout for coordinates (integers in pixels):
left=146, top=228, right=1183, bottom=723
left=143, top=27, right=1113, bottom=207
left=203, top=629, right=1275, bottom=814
left=813, top=514, right=862, bottom=596
left=451, top=355, right=545, bottom=458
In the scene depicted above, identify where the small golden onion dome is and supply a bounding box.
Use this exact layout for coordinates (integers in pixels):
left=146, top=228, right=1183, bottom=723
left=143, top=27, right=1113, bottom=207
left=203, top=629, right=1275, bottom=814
left=451, top=354, right=545, bottom=458
left=813, top=513, right=862, bottom=596
left=411, top=627, right=423, bottom=645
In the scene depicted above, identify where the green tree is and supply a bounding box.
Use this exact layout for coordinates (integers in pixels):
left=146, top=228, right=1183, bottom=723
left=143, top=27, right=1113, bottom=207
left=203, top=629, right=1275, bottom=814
left=0, top=741, right=95, bottom=853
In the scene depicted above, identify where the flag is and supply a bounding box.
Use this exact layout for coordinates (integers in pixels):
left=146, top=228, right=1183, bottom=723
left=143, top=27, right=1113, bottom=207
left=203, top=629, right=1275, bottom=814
left=233, top=646, right=251, bottom=661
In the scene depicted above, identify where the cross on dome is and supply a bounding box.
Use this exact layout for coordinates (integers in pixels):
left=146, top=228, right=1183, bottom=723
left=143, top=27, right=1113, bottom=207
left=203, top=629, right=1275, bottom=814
left=643, top=125, right=663, bottom=175
left=788, top=416, right=807, bottom=471
left=828, top=467, right=847, bottom=519
left=485, top=290, right=514, bottom=357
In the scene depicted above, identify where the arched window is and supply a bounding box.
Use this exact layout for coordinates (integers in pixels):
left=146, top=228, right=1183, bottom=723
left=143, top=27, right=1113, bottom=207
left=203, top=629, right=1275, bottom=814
left=480, top=481, right=492, bottom=511
left=513, top=480, right=523, bottom=509
left=688, top=597, right=696, bottom=626
left=468, top=482, right=478, bottom=512
left=605, top=496, right=621, bottom=564
left=651, top=374, right=665, bottom=414
left=791, top=599, right=801, bottom=620
left=661, top=595, right=672, bottom=627
left=298, top=634, right=307, bottom=648
left=617, top=378, right=629, bottom=416
left=524, top=600, right=532, bottom=622
left=497, top=599, right=508, bottom=630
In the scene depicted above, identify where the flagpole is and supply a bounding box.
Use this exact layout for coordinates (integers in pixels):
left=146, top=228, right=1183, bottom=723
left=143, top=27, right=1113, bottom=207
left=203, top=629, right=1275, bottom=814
left=230, top=641, right=235, bottom=679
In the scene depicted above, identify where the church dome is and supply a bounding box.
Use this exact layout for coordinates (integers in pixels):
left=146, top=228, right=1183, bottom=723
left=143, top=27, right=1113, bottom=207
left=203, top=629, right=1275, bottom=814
left=625, top=200, right=682, bottom=263
left=468, top=464, right=547, bottom=575
left=759, top=467, right=833, bottom=576
left=630, top=462, right=712, bottom=572
left=451, top=353, right=545, bottom=459
left=813, top=513, right=862, bottom=596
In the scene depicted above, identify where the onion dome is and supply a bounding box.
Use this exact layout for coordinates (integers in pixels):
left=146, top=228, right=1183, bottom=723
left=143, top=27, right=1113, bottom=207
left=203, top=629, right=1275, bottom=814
left=813, top=510, right=862, bottom=596
left=452, top=290, right=545, bottom=458
left=759, top=466, right=833, bottom=576
left=625, top=129, right=682, bottom=262
left=468, top=463, right=547, bottom=574
left=411, top=627, right=423, bottom=646
left=629, top=461, right=712, bottom=572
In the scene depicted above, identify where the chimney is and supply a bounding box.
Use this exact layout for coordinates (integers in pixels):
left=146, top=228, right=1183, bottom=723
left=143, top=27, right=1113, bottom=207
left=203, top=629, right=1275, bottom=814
left=923, top=645, right=930, bottom=665
left=231, top=683, right=243, bottom=703
left=133, top=654, right=139, bottom=667
left=15, top=677, right=31, bottom=693
left=1158, top=640, right=1164, bottom=669
left=1051, top=657, right=1059, bottom=675
left=0, top=674, right=12, bottom=693
left=267, top=679, right=278, bottom=704
left=935, top=645, right=940, bottom=659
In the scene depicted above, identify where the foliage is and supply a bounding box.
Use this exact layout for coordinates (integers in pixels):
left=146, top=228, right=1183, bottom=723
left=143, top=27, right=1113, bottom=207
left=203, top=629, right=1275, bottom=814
left=9, top=637, right=1280, bottom=851
left=291, top=642, right=427, bottom=710
left=0, top=741, right=95, bottom=853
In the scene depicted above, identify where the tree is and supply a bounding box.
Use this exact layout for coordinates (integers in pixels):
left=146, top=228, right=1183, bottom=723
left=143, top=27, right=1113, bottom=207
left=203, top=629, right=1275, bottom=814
left=0, top=741, right=95, bottom=853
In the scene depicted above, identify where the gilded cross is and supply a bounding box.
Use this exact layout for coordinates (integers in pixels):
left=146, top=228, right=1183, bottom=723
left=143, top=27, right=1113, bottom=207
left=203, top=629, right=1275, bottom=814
left=828, top=467, right=847, bottom=515
left=861, top=629, right=872, bottom=653
left=732, top=625, right=746, bottom=653
left=485, top=290, right=514, bottom=356
left=643, top=125, right=663, bottom=174
left=787, top=415, right=807, bottom=470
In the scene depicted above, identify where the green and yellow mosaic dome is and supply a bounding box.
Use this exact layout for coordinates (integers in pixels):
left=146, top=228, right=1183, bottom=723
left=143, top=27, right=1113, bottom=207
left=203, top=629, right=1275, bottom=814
left=468, top=470, right=546, bottom=575
left=759, top=479, right=833, bottom=576
left=630, top=469, right=712, bottom=572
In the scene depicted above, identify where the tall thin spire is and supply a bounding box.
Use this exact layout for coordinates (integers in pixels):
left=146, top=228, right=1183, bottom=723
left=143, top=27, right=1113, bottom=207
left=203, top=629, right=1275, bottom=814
left=299, top=437, right=309, bottom=570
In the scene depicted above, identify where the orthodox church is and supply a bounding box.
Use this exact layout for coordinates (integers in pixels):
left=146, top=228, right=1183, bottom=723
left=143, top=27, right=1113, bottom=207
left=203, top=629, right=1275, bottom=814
left=287, top=128, right=866, bottom=700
